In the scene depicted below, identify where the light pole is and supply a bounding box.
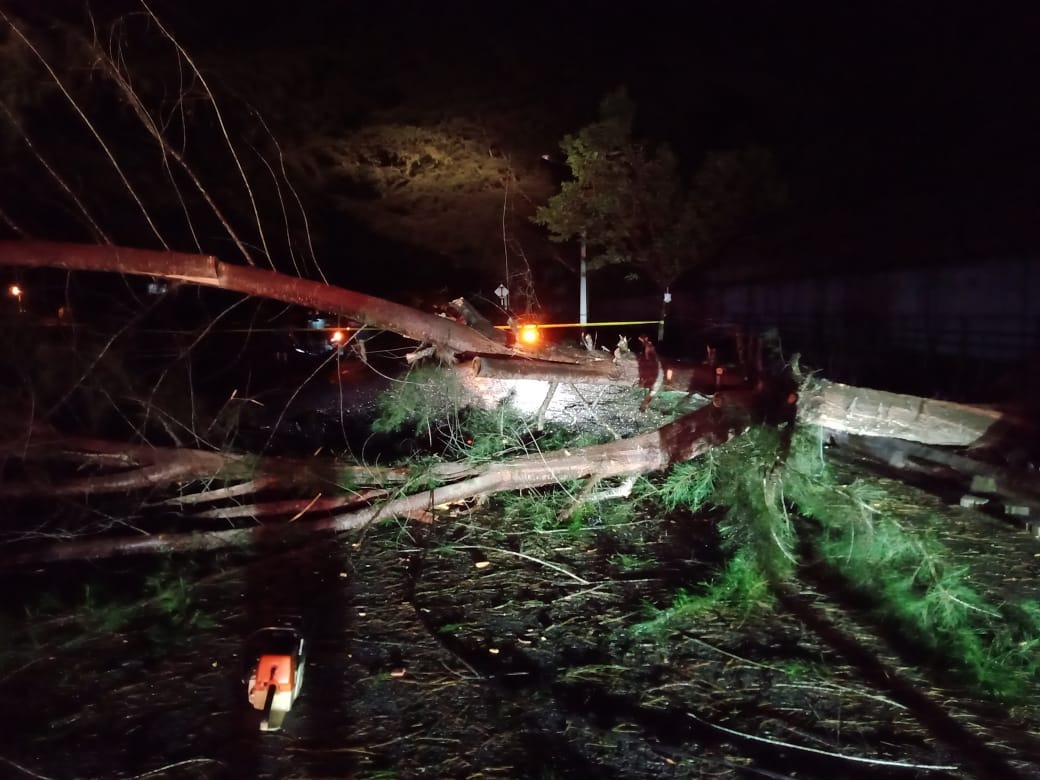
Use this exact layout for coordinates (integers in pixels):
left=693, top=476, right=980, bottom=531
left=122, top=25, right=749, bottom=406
left=579, top=232, right=587, bottom=327
left=541, top=154, right=588, bottom=327
left=660, top=287, right=671, bottom=342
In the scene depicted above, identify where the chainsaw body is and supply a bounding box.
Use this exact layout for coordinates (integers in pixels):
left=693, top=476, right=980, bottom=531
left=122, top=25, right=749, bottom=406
left=244, top=624, right=306, bottom=731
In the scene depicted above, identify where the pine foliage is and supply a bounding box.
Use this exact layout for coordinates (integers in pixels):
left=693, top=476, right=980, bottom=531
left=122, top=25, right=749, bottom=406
left=647, top=424, right=1040, bottom=697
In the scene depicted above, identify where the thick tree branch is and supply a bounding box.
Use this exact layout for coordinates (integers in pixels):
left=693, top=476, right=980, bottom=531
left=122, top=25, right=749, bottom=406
left=0, top=241, right=516, bottom=358
left=1, top=398, right=755, bottom=565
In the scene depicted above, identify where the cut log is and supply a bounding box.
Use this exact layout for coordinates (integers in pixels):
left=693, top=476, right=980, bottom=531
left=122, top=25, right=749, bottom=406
left=796, top=379, right=1020, bottom=447
left=471, top=355, right=625, bottom=383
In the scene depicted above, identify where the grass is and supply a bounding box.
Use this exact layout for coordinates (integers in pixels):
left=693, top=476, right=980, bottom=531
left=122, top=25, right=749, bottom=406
left=500, top=486, right=581, bottom=533
left=141, top=565, right=217, bottom=646
left=498, top=481, right=635, bottom=536
left=609, top=553, right=652, bottom=572
left=632, top=549, right=773, bottom=639
left=0, top=563, right=215, bottom=675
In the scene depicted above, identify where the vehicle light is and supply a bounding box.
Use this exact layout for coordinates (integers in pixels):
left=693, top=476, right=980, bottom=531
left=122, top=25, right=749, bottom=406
left=329, top=330, right=345, bottom=344
left=519, top=324, right=540, bottom=345
left=9, top=284, right=22, bottom=297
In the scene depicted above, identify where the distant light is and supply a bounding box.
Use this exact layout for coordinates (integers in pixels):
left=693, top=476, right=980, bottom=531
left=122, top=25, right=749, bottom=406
left=9, top=284, right=22, bottom=297
left=329, top=330, right=345, bottom=344
left=519, top=324, right=541, bottom=345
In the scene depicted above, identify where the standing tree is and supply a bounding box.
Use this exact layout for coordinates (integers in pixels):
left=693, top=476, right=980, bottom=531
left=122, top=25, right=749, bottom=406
left=534, top=89, right=781, bottom=332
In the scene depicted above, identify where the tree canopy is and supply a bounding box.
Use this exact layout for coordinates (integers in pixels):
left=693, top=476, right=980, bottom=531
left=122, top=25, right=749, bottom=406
left=534, top=89, right=782, bottom=291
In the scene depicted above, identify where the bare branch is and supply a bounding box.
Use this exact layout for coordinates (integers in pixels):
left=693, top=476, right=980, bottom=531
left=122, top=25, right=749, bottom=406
left=0, top=11, right=168, bottom=248
left=139, top=0, right=273, bottom=267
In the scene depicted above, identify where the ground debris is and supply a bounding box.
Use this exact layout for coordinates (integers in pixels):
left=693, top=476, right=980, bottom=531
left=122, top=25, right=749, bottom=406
left=1, top=462, right=1038, bottom=778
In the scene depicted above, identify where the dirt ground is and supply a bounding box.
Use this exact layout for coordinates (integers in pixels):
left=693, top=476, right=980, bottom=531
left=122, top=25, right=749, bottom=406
left=1, top=462, right=1039, bottom=780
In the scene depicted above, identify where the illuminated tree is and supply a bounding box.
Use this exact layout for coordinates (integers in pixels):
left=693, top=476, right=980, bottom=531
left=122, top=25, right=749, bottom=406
left=534, top=89, right=781, bottom=294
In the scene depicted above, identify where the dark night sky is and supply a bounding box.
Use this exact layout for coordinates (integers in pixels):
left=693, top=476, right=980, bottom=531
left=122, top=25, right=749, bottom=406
left=6, top=1, right=1040, bottom=286
left=176, top=1, right=1040, bottom=185
left=160, top=1, right=1040, bottom=233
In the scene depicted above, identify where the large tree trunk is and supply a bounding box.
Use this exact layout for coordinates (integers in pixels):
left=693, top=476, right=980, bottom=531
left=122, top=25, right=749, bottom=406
left=0, top=241, right=515, bottom=358
left=5, top=364, right=1029, bottom=566
left=2, top=239, right=1033, bottom=566
left=5, top=240, right=1022, bottom=447
left=798, top=379, right=1017, bottom=447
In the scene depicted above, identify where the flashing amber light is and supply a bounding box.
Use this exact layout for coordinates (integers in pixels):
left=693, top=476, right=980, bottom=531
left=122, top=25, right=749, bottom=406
left=519, top=324, right=541, bottom=345
left=9, top=284, right=22, bottom=297
left=329, top=329, right=345, bottom=344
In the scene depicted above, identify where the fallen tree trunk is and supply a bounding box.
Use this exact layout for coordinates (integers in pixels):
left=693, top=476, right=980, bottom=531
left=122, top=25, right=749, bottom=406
left=798, top=379, right=1017, bottom=447
left=2, top=241, right=1030, bottom=445
left=0, top=395, right=758, bottom=565
left=0, top=240, right=516, bottom=358
left=471, top=355, right=626, bottom=383
left=2, top=239, right=1034, bottom=567
left=4, top=371, right=1033, bottom=565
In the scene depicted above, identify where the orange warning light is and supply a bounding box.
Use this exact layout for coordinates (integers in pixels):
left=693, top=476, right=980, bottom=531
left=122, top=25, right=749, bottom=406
left=329, top=329, right=345, bottom=344
left=8, top=284, right=21, bottom=298
left=519, top=324, right=540, bottom=345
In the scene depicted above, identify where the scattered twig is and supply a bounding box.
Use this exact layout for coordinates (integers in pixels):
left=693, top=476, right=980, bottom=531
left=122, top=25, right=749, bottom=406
left=0, top=754, right=54, bottom=780
left=159, top=476, right=278, bottom=505
left=129, top=758, right=225, bottom=778
left=535, top=381, right=558, bottom=432
left=447, top=544, right=591, bottom=585
left=686, top=712, right=958, bottom=771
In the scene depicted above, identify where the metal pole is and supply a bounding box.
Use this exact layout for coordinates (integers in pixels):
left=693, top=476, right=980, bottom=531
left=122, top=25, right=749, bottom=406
left=659, top=288, right=671, bottom=342
left=579, top=234, right=588, bottom=326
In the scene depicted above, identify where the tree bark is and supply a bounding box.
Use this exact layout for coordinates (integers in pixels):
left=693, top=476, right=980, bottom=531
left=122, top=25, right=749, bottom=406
left=798, top=379, right=1019, bottom=447
left=0, top=240, right=516, bottom=358
left=471, top=355, right=626, bottom=383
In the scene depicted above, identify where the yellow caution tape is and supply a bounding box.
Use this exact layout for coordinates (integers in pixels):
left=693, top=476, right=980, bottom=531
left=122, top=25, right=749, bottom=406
left=494, top=320, right=663, bottom=329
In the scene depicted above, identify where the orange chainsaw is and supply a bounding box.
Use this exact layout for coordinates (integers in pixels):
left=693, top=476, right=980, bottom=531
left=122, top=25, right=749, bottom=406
left=244, top=623, right=306, bottom=731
